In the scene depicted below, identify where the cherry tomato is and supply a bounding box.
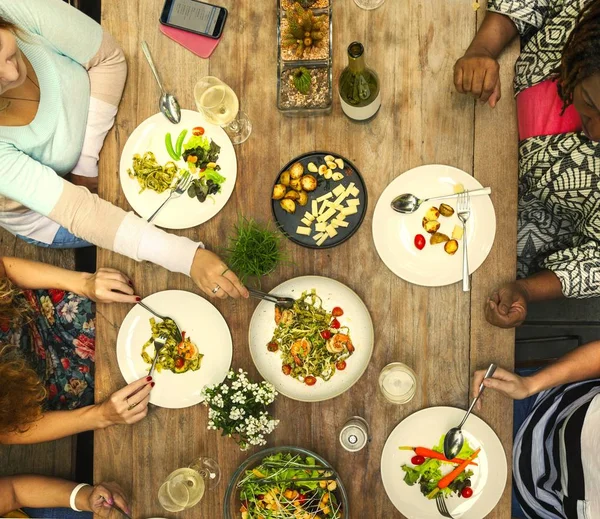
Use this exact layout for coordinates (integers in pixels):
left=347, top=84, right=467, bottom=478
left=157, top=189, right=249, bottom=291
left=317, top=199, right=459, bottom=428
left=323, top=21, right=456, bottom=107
left=347, top=342, right=355, bottom=353
left=411, top=455, right=425, bottom=466
left=330, top=318, right=341, bottom=329
left=461, top=487, right=473, bottom=499
left=336, top=360, right=347, bottom=371
left=320, top=330, right=332, bottom=340
left=297, top=493, right=307, bottom=505
left=257, top=494, right=265, bottom=501
left=192, top=126, right=205, bottom=136
left=304, top=376, right=317, bottom=386
left=174, top=357, right=185, bottom=369
left=282, top=364, right=292, bottom=375
left=267, top=341, right=278, bottom=352
left=414, top=234, right=426, bottom=250
left=332, top=306, right=344, bottom=317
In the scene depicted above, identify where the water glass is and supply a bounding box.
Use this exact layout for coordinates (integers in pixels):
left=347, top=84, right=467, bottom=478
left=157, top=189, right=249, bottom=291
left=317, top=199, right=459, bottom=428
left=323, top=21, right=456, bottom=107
left=378, top=362, right=417, bottom=404
left=353, top=0, right=385, bottom=10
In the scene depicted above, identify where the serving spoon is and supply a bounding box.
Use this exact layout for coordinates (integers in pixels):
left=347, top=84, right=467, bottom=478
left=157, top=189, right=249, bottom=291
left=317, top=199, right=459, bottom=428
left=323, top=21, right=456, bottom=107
left=141, top=41, right=181, bottom=124
left=443, top=363, right=496, bottom=460
left=391, top=187, right=491, bottom=214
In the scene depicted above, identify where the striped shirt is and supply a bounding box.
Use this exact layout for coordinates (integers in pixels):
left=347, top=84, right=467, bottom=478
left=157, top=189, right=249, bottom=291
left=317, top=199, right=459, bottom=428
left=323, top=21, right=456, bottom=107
left=514, top=380, right=600, bottom=518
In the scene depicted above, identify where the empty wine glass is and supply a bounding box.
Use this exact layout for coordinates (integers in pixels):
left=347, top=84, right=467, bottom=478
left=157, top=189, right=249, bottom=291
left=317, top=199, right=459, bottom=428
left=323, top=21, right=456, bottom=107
left=353, top=0, right=385, bottom=9
left=194, top=76, right=252, bottom=145
left=157, top=457, right=221, bottom=512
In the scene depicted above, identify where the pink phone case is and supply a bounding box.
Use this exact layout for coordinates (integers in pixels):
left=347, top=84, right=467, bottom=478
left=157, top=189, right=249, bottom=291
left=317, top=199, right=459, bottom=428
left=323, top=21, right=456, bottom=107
left=159, top=23, right=222, bottom=59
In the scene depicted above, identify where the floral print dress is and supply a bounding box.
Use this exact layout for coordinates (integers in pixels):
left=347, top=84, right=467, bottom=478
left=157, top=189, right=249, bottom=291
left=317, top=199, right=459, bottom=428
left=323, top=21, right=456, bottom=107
left=0, top=289, right=95, bottom=410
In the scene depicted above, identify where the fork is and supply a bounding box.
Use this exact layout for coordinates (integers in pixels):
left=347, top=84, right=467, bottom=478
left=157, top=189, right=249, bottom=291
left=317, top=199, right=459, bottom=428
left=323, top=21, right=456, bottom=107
left=436, top=494, right=454, bottom=518
left=147, top=333, right=169, bottom=378
left=457, top=192, right=471, bottom=292
left=247, top=287, right=295, bottom=309
left=137, top=300, right=183, bottom=343
left=147, top=171, right=192, bottom=223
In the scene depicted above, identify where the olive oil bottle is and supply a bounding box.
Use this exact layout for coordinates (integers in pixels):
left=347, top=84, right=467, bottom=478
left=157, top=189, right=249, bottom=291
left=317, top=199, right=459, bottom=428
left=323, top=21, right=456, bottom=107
left=339, top=41, right=381, bottom=121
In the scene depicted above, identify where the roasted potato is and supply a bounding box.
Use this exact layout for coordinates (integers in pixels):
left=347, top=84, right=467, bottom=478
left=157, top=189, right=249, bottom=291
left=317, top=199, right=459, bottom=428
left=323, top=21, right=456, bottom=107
left=284, top=190, right=299, bottom=200
left=453, top=183, right=465, bottom=194
left=280, top=199, right=296, bottom=213
left=423, top=220, right=440, bottom=234
left=444, top=239, right=459, bottom=255
left=452, top=224, right=464, bottom=240
left=439, top=203, right=455, bottom=217
left=290, top=162, right=304, bottom=179
left=279, top=170, right=291, bottom=186
left=424, top=207, right=440, bottom=221
left=290, top=178, right=302, bottom=191
left=300, top=175, right=317, bottom=192
left=430, top=232, right=450, bottom=245
left=272, top=184, right=286, bottom=200
left=297, top=190, right=308, bottom=206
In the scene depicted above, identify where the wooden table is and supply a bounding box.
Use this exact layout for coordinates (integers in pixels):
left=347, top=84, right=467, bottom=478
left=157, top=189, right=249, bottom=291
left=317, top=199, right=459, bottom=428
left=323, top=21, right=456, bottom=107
left=95, top=1, right=519, bottom=517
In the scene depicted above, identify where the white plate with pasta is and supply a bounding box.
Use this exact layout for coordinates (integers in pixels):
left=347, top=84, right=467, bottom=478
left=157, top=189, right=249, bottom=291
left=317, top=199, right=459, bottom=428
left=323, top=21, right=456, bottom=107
left=119, top=109, right=237, bottom=229
left=116, top=290, right=232, bottom=408
left=248, top=276, right=374, bottom=402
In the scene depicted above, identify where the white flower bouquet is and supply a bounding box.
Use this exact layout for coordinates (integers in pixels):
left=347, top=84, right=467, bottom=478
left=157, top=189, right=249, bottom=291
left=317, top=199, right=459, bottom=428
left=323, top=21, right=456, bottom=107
left=201, top=369, right=279, bottom=450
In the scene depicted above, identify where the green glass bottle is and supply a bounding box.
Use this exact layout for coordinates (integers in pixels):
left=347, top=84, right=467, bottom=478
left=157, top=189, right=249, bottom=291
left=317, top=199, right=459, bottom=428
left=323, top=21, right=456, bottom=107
left=339, top=41, right=381, bottom=121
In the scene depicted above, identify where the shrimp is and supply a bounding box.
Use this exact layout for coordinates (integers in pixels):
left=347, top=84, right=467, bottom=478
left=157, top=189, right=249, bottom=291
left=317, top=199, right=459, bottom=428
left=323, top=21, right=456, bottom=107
left=326, top=333, right=352, bottom=354
left=290, top=338, right=311, bottom=356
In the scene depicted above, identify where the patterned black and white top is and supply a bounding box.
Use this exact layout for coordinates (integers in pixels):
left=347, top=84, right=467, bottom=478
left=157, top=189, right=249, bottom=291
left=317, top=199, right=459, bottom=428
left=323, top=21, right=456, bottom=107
left=488, top=0, right=600, bottom=298
left=513, top=380, right=600, bottom=518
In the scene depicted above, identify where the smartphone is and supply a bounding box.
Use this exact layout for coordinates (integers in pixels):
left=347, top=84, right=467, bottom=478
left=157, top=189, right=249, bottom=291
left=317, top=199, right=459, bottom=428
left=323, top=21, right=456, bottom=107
left=160, top=0, right=227, bottom=40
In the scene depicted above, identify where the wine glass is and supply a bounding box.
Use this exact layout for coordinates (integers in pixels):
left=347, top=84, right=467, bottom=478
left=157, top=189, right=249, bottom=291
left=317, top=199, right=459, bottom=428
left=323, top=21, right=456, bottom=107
left=194, top=76, right=252, bottom=145
left=157, top=457, right=221, bottom=512
left=353, top=0, right=385, bottom=9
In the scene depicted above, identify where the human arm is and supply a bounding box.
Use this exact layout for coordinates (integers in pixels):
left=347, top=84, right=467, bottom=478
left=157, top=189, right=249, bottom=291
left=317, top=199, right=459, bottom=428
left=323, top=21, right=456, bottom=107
left=0, top=476, right=129, bottom=517
left=0, top=377, right=152, bottom=445
left=485, top=269, right=563, bottom=328
left=472, top=340, right=600, bottom=403
left=0, top=256, right=137, bottom=304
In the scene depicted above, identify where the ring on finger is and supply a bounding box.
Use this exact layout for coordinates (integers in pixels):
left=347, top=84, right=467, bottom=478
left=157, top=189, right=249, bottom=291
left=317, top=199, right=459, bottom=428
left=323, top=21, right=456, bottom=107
left=212, top=284, right=221, bottom=294
left=221, top=268, right=230, bottom=276
left=128, top=401, right=138, bottom=411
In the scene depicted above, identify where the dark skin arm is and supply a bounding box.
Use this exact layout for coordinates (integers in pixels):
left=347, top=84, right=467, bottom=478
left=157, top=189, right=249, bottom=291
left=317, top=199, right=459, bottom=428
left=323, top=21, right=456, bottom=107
left=454, top=12, right=519, bottom=106
left=485, top=270, right=564, bottom=328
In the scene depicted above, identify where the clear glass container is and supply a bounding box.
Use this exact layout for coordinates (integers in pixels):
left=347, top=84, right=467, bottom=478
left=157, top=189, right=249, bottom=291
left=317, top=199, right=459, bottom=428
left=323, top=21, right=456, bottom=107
left=378, top=362, right=417, bottom=404
left=353, top=0, right=385, bottom=10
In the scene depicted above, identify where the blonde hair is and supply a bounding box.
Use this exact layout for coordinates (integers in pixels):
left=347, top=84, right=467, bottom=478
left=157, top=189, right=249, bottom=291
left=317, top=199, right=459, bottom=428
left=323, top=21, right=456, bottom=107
left=0, top=276, right=31, bottom=327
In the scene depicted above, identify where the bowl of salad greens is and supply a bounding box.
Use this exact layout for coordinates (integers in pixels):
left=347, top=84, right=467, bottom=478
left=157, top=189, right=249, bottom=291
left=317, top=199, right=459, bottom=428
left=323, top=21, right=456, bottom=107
left=224, top=446, right=348, bottom=519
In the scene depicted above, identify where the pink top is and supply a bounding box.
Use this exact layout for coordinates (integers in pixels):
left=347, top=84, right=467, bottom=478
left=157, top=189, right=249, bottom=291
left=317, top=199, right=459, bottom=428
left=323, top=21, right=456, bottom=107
left=517, top=79, right=581, bottom=140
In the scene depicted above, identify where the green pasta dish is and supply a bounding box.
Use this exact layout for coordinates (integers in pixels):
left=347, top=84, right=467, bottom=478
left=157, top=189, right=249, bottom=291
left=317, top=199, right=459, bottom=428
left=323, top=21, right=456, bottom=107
left=267, top=290, right=354, bottom=386
left=127, top=151, right=179, bottom=194
left=141, top=318, right=203, bottom=374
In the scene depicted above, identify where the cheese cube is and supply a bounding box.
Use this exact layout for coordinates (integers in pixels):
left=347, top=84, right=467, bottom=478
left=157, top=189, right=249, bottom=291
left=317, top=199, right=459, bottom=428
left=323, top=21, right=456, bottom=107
left=336, top=212, right=347, bottom=221
left=333, top=219, right=349, bottom=228
left=296, top=226, right=312, bottom=236
left=313, top=232, right=324, bottom=241
left=332, top=185, right=345, bottom=197
left=317, top=192, right=333, bottom=202
left=301, top=217, right=313, bottom=227
left=311, top=200, right=319, bottom=216
left=315, top=222, right=327, bottom=232
left=333, top=191, right=349, bottom=206
left=340, top=206, right=358, bottom=216
left=303, top=211, right=315, bottom=222
left=319, top=207, right=337, bottom=222
left=345, top=182, right=356, bottom=195
left=325, top=225, right=338, bottom=238
left=349, top=186, right=360, bottom=197
left=346, top=198, right=360, bottom=206
left=318, top=200, right=329, bottom=215
left=316, top=234, right=328, bottom=246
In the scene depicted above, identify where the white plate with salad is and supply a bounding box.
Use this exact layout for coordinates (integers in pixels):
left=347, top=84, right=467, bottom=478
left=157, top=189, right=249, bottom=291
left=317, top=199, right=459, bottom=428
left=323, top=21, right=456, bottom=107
left=380, top=406, right=507, bottom=518
left=119, top=109, right=237, bottom=229
left=372, top=165, right=496, bottom=286
left=248, top=276, right=374, bottom=402
left=116, top=290, right=232, bottom=409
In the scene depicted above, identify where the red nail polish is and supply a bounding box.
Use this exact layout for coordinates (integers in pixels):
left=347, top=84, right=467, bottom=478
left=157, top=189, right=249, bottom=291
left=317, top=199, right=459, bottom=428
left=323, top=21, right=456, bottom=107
left=136, top=296, right=141, bottom=302
left=151, top=382, right=156, bottom=387
left=146, top=376, right=152, bottom=381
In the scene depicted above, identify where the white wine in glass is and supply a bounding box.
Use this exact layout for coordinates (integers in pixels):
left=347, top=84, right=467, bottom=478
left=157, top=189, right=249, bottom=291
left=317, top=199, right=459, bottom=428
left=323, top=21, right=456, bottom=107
left=194, top=76, right=252, bottom=145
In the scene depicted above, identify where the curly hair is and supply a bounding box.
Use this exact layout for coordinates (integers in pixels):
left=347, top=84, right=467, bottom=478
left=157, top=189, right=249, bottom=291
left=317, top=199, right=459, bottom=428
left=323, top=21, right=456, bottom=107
left=0, top=344, right=45, bottom=435
left=0, top=276, right=31, bottom=328
left=558, top=0, right=600, bottom=111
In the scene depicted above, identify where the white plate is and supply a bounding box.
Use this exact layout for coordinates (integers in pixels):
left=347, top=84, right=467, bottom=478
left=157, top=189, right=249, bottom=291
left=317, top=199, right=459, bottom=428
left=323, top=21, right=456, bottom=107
left=372, top=165, right=496, bottom=286
left=381, top=406, right=507, bottom=519
left=248, top=276, right=374, bottom=402
left=119, top=110, right=237, bottom=229
left=116, top=290, right=232, bottom=409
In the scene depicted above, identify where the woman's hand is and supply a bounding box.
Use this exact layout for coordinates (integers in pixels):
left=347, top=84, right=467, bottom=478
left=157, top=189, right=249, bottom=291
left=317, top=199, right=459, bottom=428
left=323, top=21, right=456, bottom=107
left=190, top=248, right=249, bottom=300
left=81, top=267, right=138, bottom=304
left=96, top=377, right=153, bottom=427
left=454, top=51, right=501, bottom=107
left=87, top=482, right=130, bottom=517
left=472, top=367, right=534, bottom=410
left=485, top=282, right=529, bottom=328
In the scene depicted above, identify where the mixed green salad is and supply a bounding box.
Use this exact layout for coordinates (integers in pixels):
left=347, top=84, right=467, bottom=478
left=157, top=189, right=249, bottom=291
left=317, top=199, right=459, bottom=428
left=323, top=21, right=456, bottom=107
left=237, top=452, right=343, bottom=519
left=400, top=435, right=478, bottom=500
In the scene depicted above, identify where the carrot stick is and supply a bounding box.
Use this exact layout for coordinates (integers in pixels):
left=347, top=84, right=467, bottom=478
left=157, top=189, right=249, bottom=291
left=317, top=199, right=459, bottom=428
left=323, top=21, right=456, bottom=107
left=397, top=446, right=478, bottom=466
left=427, top=448, right=481, bottom=499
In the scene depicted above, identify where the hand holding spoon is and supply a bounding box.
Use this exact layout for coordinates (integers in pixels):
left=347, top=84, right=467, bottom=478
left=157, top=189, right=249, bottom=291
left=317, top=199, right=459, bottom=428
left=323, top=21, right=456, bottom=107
left=443, top=363, right=497, bottom=460
left=391, top=187, right=491, bottom=214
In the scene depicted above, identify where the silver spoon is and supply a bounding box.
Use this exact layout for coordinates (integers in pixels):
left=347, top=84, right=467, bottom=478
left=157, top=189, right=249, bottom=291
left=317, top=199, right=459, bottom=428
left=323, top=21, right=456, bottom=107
left=443, top=363, right=496, bottom=460
left=141, top=41, right=181, bottom=124
left=391, top=187, right=491, bottom=214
